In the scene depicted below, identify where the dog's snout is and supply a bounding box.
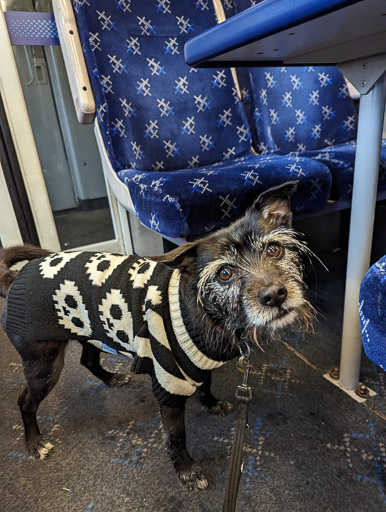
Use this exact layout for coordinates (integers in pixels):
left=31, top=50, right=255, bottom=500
left=258, top=283, right=287, bottom=307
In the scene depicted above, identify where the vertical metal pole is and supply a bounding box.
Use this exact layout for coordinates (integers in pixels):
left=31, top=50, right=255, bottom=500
left=339, top=72, right=386, bottom=390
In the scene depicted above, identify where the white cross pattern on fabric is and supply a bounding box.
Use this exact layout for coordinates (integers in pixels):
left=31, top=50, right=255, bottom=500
left=163, top=139, right=180, bottom=158
left=164, top=37, right=179, bottom=55
left=89, top=32, right=101, bottom=52
left=290, top=75, right=303, bottom=90
left=150, top=213, right=160, bottom=232
left=282, top=91, right=292, bottom=107
left=220, top=195, right=238, bottom=219
left=237, top=124, right=250, bottom=141
left=100, top=75, right=113, bottom=94
left=96, top=11, right=116, bottom=31
left=147, top=58, right=166, bottom=76
left=182, top=116, right=196, bottom=135
left=217, top=109, right=232, bottom=128
left=265, top=71, right=276, bottom=88
left=195, top=0, right=209, bottom=11
left=174, top=76, right=189, bottom=94
left=260, top=88, right=268, bottom=105
left=112, top=119, right=126, bottom=137
left=318, top=72, right=332, bottom=87
left=211, top=70, right=227, bottom=88
left=222, top=146, right=236, bottom=159
left=187, top=155, right=200, bottom=168
left=295, top=109, right=306, bottom=125
left=199, top=134, right=215, bottom=151
left=286, top=160, right=305, bottom=177
left=97, top=103, right=107, bottom=121
left=137, top=16, right=156, bottom=36
left=241, top=166, right=262, bottom=186
left=156, top=0, right=171, bottom=14
left=309, top=90, right=319, bottom=105
left=116, top=0, right=131, bottom=12
left=322, top=105, right=335, bottom=120
left=189, top=177, right=212, bottom=194
left=194, top=94, right=211, bottom=112
left=108, top=54, right=127, bottom=74
left=285, top=127, right=296, bottom=142
left=342, top=115, right=356, bottom=131
left=157, top=98, right=174, bottom=117
left=338, top=83, right=350, bottom=98
left=144, top=120, right=159, bottom=139
left=269, top=109, right=280, bottom=126
left=120, top=98, right=135, bottom=117
left=136, top=78, right=151, bottom=96
left=150, top=177, right=166, bottom=192
left=131, top=141, right=143, bottom=159
left=126, top=36, right=141, bottom=55
left=311, top=124, right=322, bottom=139
left=152, top=161, right=165, bottom=171
left=73, top=0, right=90, bottom=14
left=176, top=16, right=194, bottom=34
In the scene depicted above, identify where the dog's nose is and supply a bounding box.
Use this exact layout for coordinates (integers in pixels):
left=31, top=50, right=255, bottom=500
left=258, top=284, right=287, bottom=307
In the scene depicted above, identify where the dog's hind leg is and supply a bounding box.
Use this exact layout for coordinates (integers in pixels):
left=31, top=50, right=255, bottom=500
left=79, top=342, right=131, bottom=387
left=160, top=403, right=208, bottom=491
left=197, top=374, right=234, bottom=416
left=14, top=337, right=67, bottom=459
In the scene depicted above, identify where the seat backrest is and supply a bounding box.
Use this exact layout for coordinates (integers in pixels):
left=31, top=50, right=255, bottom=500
left=248, top=65, right=358, bottom=154
left=227, top=0, right=358, bottom=154
left=73, top=0, right=252, bottom=172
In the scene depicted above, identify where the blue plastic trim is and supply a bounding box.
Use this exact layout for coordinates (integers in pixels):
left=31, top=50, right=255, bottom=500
left=184, top=0, right=362, bottom=66
left=4, top=11, right=59, bottom=46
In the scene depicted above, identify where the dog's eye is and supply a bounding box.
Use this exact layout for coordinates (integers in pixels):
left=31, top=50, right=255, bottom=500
left=218, top=267, right=234, bottom=282
left=266, top=244, right=282, bottom=258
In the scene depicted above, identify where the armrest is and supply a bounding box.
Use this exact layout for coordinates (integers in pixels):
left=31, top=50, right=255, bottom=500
left=52, top=0, right=95, bottom=124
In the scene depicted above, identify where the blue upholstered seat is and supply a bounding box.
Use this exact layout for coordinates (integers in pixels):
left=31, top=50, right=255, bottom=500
left=117, top=152, right=330, bottom=238
left=227, top=0, right=386, bottom=202
left=359, top=255, right=386, bottom=370
left=72, top=0, right=331, bottom=239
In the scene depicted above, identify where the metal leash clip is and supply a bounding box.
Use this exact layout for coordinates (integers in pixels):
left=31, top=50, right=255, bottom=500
left=236, top=340, right=252, bottom=387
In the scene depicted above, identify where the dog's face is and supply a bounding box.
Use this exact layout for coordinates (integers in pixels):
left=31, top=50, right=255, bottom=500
left=152, top=181, right=314, bottom=347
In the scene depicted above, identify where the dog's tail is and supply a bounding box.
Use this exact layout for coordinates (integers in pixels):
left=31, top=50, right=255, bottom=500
left=0, top=244, right=51, bottom=297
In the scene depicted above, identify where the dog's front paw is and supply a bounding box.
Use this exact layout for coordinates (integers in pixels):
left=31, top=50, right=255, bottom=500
left=177, top=463, right=208, bottom=491
left=27, top=438, right=54, bottom=460
left=106, top=372, right=131, bottom=387
left=208, top=400, right=234, bottom=416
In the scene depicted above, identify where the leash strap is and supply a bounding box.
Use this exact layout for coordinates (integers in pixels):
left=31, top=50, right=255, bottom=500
left=223, top=352, right=252, bottom=512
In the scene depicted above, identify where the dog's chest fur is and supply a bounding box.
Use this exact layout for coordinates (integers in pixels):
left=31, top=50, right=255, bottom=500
left=5, top=251, right=233, bottom=407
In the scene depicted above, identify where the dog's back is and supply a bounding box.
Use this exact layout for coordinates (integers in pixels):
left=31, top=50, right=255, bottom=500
left=0, top=245, right=50, bottom=298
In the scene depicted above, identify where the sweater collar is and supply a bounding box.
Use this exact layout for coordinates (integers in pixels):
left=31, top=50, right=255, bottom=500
left=168, top=270, right=237, bottom=370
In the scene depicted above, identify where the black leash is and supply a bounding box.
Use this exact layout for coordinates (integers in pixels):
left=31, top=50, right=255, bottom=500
left=223, top=342, right=252, bottom=512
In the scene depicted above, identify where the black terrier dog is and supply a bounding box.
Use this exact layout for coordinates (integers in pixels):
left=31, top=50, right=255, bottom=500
left=0, top=181, right=313, bottom=490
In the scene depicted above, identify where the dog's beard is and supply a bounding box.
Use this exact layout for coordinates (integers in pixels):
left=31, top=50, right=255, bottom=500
left=243, top=295, right=316, bottom=339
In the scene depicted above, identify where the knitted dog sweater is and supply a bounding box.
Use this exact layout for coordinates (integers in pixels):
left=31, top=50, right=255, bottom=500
left=6, top=252, right=236, bottom=407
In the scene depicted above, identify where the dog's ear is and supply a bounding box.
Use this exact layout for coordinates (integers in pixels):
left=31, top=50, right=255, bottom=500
left=150, top=241, right=198, bottom=274
left=249, top=181, right=298, bottom=228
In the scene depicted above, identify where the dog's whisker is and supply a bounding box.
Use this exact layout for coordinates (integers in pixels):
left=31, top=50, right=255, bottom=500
left=252, top=327, right=266, bottom=352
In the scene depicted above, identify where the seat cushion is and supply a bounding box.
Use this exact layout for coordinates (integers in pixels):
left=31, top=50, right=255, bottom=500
left=359, top=255, right=386, bottom=370
left=74, top=0, right=252, bottom=172
left=299, top=139, right=386, bottom=200
left=117, top=153, right=332, bottom=238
